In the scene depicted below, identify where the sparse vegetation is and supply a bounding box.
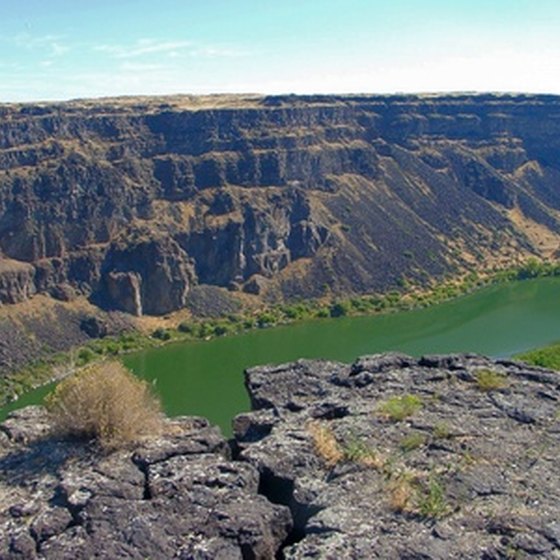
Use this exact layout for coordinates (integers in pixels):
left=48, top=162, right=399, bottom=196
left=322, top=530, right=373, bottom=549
left=475, top=369, right=508, bottom=391
left=517, top=342, right=560, bottom=370
left=399, top=432, right=427, bottom=452
left=378, top=394, right=423, bottom=422
left=1, top=259, right=559, bottom=410
left=388, top=471, right=416, bottom=513
left=343, top=435, right=383, bottom=468
left=308, top=422, right=344, bottom=466
left=45, top=361, right=163, bottom=450
left=417, top=477, right=449, bottom=519
left=432, top=422, right=451, bottom=440
left=388, top=472, right=449, bottom=519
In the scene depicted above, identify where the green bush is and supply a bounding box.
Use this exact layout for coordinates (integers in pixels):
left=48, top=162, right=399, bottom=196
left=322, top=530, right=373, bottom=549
left=329, top=301, right=351, bottom=318
left=475, top=369, right=508, bottom=391
left=399, top=432, right=427, bottom=452
left=177, top=321, right=194, bottom=334
left=77, top=347, right=95, bottom=366
left=152, top=328, right=171, bottom=341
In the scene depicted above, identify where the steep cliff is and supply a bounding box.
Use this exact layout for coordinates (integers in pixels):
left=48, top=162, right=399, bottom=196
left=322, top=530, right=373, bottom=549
left=1, top=93, right=560, bottom=314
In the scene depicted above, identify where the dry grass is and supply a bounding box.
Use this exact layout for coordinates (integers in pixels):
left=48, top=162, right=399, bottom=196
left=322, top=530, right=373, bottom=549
left=308, top=422, right=344, bottom=466
left=388, top=472, right=416, bottom=513
left=45, top=361, right=163, bottom=450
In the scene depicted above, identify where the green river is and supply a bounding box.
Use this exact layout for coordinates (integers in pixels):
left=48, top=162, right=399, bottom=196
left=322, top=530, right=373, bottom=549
left=3, top=277, right=560, bottom=433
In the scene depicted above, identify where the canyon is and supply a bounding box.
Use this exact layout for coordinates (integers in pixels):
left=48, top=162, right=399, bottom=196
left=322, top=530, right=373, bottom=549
left=1, top=93, right=560, bottom=314
left=1, top=93, right=560, bottom=379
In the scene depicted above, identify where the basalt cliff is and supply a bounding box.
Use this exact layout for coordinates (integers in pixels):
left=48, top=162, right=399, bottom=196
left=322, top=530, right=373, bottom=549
left=1, top=353, right=559, bottom=558
left=1, top=93, right=560, bottom=378
left=1, top=93, right=560, bottom=316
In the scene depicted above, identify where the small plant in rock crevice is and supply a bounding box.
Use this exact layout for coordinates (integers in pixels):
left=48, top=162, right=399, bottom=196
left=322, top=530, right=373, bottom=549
left=378, top=394, right=423, bottom=422
left=475, top=369, right=508, bottom=392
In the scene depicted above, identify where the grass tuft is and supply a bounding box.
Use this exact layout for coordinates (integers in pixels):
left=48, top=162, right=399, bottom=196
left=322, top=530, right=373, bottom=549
left=378, top=394, right=423, bottom=422
left=308, top=422, right=344, bottom=466
left=475, top=369, right=508, bottom=392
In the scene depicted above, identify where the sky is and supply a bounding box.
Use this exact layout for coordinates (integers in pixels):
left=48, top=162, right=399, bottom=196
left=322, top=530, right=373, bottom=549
left=1, top=0, right=560, bottom=102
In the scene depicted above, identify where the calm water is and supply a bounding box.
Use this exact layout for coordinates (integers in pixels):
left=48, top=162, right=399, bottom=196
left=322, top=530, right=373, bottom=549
left=3, top=278, right=560, bottom=432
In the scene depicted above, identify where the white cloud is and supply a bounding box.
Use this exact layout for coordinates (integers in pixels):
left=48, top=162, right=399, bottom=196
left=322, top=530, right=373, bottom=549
left=8, top=33, right=70, bottom=57
left=94, top=39, right=193, bottom=59
left=94, top=38, right=250, bottom=60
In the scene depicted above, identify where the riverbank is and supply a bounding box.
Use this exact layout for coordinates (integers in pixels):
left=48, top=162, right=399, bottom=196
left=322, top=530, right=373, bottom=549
left=517, top=341, right=560, bottom=370
left=1, top=258, right=559, bottom=409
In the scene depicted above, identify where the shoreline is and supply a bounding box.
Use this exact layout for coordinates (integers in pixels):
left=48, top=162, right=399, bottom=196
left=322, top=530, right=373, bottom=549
left=1, top=258, right=558, bottom=411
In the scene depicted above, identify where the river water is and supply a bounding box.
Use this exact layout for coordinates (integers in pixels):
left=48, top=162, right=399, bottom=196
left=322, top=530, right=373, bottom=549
left=3, top=278, right=560, bottom=432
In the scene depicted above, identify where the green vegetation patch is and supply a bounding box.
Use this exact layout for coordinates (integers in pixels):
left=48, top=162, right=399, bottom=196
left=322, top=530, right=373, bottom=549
left=399, top=432, right=427, bottom=452
left=475, top=369, right=508, bottom=392
left=378, top=394, right=423, bottom=422
left=517, top=342, right=560, bottom=371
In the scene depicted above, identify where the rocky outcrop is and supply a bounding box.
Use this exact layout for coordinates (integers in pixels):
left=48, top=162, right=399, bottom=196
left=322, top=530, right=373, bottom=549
left=0, top=408, right=291, bottom=559
left=1, top=94, right=560, bottom=314
left=100, top=235, right=195, bottom=315
left=0, top=260, right=36, bottom=304
left=236, top=353, right=560, bottom=559
left=1, top=353, right=560, bottom=558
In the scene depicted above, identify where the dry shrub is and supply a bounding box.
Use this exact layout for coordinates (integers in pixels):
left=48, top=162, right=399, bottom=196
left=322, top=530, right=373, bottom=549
left=308, top=422, right=344, bottom=466
left=45, top=361, right=163, bottom=450
left=388, top=473, right=416, bottom=513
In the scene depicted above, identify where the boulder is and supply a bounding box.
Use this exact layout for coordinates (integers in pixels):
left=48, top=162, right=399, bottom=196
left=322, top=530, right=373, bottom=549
left=0, top=411, right=291, bottom=559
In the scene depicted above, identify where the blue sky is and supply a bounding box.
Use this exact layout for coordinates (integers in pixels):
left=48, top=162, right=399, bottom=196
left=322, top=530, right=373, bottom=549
left=1, top=0, right=559, bottom=101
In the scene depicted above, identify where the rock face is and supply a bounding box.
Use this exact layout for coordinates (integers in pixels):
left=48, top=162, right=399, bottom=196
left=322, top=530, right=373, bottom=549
left=1, top=353, right=560, bottom=558
left=236, top=353, right=560, bottom=559
left=100, top=235, right=195, bottom=315
left=0, top=260, right=36, bottom=304
left=1, top=94, right=560, bottom=313
left=0, top=408, right=292, bottom=559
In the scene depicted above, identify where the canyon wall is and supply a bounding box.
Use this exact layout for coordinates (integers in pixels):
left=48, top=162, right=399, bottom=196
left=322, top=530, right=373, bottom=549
left=1, top=94, right=560, bottom=314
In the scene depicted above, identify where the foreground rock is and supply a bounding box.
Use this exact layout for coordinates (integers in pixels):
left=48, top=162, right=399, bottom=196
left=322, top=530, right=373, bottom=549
left=1, top=353, right=560, bottom=559
left=0, top=407, right=291, bottom=559
left=235, top=353, right=560, bottom=559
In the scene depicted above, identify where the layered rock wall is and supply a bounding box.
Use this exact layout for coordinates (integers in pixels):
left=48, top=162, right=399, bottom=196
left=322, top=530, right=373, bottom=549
left=1, top=94, right=560, bottom=312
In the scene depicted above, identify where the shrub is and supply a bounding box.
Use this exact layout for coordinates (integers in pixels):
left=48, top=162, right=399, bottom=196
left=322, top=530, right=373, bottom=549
left=152, top=327, right=171, bottom=341
left=77, top=347, right=95, bottom=366
left=343, top=435, right=383, bottom=468
left=177, top=321, right=194, bottom=334
left=399, top=432, right=427, bottom=452
left=388, top=471, right=416, bottom=513
left=432, top=422, right=451, bottom=440
left=329, top=301, right=351, bottom=318
left=475, top=369, right=508, bottom=391
left=417, top=477, right=448, bottom=519
left=45, top=361, right=163, bottom=450
left=256, top=311, right=277, bottom=328
left=378, top=394, right=423, bottom=421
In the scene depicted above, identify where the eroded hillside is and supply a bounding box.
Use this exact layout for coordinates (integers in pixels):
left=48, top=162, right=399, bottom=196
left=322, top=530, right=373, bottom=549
left=1, top=93, right=560, bottom=316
